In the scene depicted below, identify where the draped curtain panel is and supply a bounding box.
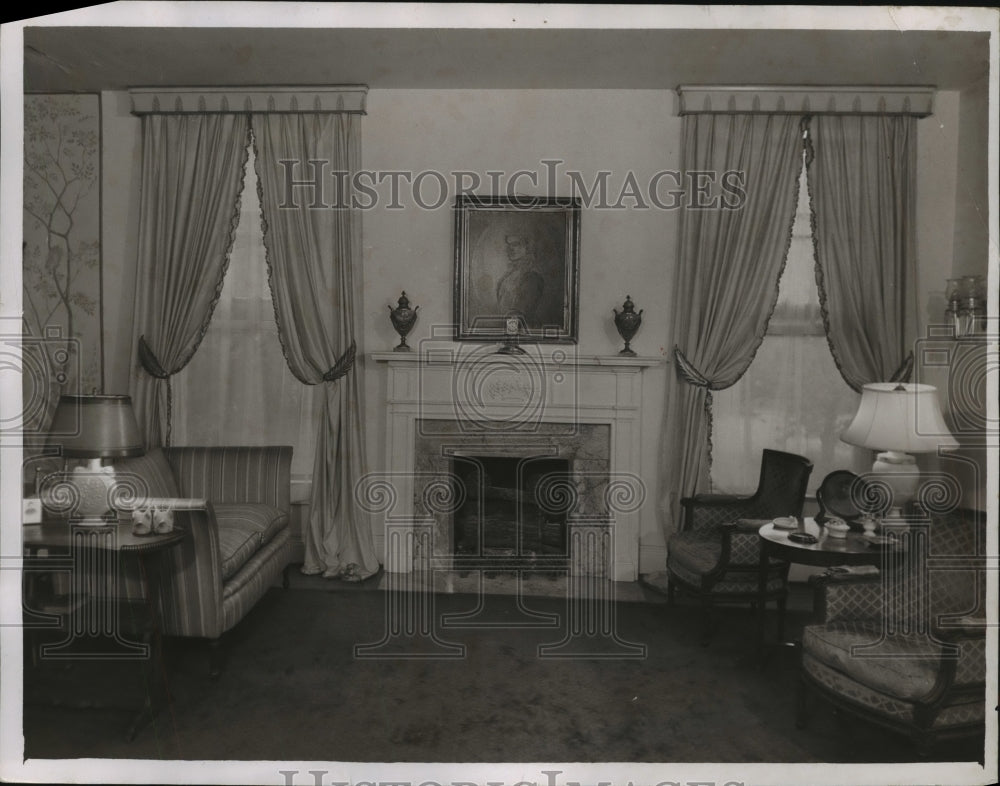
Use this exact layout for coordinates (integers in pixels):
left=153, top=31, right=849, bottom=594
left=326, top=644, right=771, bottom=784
left=806, top=115, right=917, bottom=391
left=660, top=114, right=804, bottom=535
left=252, top=112, right=379, bottom=581
left=130, top=114, right=251, bottom=447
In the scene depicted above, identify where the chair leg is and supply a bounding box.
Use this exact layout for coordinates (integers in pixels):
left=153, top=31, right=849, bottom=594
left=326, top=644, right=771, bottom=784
left=776, top=592, right=788, bottom=643
left=282, top=564, right=291, bottom=590
left=208, top=637, right=224, bottom=680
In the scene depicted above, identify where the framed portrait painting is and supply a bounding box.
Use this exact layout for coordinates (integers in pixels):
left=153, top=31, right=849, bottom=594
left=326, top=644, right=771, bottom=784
left=453, top=195, right=580, bottom=343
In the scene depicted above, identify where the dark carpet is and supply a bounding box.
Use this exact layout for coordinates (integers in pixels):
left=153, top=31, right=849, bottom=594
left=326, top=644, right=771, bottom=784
left=22, top=583, right=985, bottom=765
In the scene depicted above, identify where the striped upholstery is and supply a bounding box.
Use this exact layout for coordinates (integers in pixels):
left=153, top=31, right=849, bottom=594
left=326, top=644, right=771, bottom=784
left=114, top=447, right=181, bottom=501
left=164, top=446, right=292, bottom=511
left=152, top=446, right=292, bottom=640
left=215, top=503, right=288, bottom=580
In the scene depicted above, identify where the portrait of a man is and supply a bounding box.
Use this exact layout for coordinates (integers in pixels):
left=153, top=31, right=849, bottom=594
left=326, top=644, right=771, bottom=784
left=454, top=195, right=580, bottom=342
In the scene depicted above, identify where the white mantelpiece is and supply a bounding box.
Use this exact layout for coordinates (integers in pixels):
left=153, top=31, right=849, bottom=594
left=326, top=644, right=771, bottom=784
left=371, top=347, right=662, bottom=581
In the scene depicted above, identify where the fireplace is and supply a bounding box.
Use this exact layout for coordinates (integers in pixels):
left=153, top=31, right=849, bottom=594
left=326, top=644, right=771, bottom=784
left=372, top=349, right=660, bottom=580
left=450, top=455, right=571, bottom=569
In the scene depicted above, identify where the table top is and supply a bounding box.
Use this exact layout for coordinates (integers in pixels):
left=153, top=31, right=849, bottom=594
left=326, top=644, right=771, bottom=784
left=758, top=518, right=900, bottom=567
left=23, top=520, right=186, bottom=553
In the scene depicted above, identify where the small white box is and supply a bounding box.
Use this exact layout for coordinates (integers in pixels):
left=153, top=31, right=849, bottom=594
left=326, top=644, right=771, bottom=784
left=22, top=497, right=43, bottom=524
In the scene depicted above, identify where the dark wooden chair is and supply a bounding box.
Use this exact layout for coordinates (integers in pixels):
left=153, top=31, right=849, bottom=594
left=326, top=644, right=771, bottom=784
left=666, top=449, right=813, bottom=643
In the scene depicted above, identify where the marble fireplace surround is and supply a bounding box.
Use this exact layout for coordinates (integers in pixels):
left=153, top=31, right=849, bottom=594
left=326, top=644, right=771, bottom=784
left=372, top=347, right=661, bottom=581
left=414, top=421, right=611, bottom=572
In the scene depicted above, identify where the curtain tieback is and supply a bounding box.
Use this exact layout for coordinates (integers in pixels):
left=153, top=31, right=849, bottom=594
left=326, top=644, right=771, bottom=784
left=137, top=335, right=176, bottom=446
left=138, top=335, right=171, bottom=379
left=322, top=340, right=357, bottom=382
left=673, top=346, right=713, bottom=388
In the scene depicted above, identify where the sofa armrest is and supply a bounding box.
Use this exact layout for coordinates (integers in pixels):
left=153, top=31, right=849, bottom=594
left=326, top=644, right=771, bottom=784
left=163, top=446, right=292, bottom=513
left=157, top=502, right=225, bottom=640
left=810, top=572, right=883, bottom=624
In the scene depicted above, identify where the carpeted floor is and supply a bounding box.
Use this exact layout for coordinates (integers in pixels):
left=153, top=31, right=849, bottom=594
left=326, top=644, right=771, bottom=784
left=21, top=580, right=985, bottom=765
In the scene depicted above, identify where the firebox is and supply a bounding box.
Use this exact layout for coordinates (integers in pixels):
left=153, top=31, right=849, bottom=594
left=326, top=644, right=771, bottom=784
left=450, top=455, right=571, bottom=568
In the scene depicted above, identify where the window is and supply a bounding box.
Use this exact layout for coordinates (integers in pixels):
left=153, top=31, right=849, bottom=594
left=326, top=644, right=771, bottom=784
left=172, top=145, right=319, bottom=485
left=709, top=159, right=867, bottom=494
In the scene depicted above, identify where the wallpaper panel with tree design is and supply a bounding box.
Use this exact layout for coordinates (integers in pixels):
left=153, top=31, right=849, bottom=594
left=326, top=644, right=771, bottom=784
left=22, top=93, right=102, bottom=438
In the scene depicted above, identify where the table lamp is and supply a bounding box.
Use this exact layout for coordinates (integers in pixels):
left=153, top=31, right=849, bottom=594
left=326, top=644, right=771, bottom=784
left=45, top=394, right=144, bottom=525
left=841, top=383, right=958, bottom=523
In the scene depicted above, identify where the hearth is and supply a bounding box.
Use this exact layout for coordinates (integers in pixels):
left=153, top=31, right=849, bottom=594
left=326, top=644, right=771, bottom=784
left=450, top=455, right=570, bottom=569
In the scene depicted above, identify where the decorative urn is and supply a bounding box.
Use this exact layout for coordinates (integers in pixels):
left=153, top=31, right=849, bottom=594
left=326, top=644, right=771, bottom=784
left=388, top=291, right=419, bottom=351
left=612, top=295, right=643, bottom=356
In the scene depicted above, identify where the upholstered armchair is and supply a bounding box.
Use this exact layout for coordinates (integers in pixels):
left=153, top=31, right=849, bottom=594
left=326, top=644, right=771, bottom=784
left=798, top=508, right=987, bottom=749
left=666, top=449, right=813, bottom=642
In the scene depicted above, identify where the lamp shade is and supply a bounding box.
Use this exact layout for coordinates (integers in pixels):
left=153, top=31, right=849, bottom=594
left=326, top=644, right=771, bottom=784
left=47, top=394, right=144, bottom=459
left=841, top=383, right=958, bottom=453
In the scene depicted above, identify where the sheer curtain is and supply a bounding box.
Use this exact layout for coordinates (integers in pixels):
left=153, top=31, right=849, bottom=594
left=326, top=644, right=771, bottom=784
left=711, top=160, right=867, bottom=493
left=172, top=144, right=319, bottom=481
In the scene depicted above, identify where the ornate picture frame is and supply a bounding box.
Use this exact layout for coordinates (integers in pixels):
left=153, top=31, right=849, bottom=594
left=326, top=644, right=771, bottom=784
left=453, top=195, right=580, bottom=343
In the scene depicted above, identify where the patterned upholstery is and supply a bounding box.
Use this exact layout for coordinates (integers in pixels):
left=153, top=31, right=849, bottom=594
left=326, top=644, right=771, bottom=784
left=800, top=508, right=987, bottom=745
left=666, top=450, right=812, bottom=638
left=803, top=622, right=942, bottom=700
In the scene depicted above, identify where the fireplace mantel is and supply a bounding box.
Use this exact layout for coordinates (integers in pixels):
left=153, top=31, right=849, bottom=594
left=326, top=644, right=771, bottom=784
left=370, top=348, right=664, bottom=581
left=370, top=351, right=663, bottom=368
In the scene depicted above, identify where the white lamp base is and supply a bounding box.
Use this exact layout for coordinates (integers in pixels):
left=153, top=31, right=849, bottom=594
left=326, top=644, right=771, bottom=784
left=69, top=459, right=118, bottom=526
left=872, top=450, right=919, bottom=519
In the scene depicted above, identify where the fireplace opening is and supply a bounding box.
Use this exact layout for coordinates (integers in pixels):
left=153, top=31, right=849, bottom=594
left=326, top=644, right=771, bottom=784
left=450, top=455, right=570, bottom=568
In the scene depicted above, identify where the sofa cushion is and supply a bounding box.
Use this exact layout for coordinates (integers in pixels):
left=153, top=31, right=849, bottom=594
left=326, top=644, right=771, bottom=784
left=114, top=447, right=181, bottom=501
left=802, top=621, right=943, bottom=701
left=215, top=503, right=288, bottom=580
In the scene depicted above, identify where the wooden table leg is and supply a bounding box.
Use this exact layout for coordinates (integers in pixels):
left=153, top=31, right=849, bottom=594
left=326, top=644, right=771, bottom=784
left=757, top=539, right=770, bottom=661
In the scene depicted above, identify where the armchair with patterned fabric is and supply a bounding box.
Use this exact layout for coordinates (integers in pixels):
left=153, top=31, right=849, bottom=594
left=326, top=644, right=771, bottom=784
left=797, top=508, right=987, bottom=750
left=666, top=449, right=813, bottom=643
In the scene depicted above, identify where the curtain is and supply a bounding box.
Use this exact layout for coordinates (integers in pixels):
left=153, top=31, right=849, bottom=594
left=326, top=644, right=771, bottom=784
left=252, top=112, right=379, bottom=581
left=131, top=114, right=250, bottom=447
left=171, top=144, right=320, bottom=481
left=711, top=162, right=867, bottom=493
left=806, top=115, right=917, bottom=391
left=660, top=114, right=804, bottom=535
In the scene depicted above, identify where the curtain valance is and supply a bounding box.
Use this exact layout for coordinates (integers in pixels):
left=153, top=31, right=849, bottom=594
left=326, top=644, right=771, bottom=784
left=677, top=85, right=934, bottom=117
left=129, top=86, right=368, bottom=115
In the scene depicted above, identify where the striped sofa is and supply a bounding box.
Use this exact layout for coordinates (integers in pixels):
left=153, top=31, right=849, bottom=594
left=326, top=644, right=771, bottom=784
left=117, top=445, right=293, bottom=677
